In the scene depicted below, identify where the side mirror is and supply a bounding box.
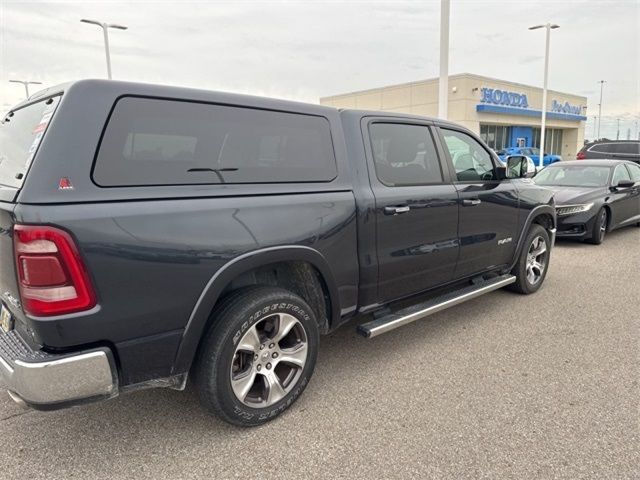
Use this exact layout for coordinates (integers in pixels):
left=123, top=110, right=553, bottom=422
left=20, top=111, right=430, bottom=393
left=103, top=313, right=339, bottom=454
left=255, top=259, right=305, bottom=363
left=506, top=155, right=531, bottom=178
left=613, top=179, right=635, bottom=190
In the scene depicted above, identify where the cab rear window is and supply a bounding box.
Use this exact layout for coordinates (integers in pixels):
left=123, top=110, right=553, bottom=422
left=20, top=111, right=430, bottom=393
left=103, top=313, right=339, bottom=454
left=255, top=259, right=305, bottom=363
left=0, top=96, right=61, bottom=188
left=93, top=97, right=337, bottom=186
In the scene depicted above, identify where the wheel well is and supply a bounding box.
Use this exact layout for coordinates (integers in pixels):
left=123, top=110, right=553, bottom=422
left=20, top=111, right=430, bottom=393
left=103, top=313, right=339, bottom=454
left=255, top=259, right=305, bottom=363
left=219, top=261, right=332, bottom=333
left=532, top=213, right=554, bottom=233
left=601, top=205, right=612, bottom=231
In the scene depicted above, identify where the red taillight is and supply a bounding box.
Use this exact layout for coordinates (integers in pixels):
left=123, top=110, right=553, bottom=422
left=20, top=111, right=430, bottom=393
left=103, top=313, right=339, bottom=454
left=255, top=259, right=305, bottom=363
left=13, top=225, right=97, bottom=317
left=576, top=151, right=586, bottom=159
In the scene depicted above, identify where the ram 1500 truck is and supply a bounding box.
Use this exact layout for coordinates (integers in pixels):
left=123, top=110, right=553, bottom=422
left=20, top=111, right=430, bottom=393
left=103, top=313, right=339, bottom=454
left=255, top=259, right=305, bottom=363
left=0, top=80, right=555, bottom=426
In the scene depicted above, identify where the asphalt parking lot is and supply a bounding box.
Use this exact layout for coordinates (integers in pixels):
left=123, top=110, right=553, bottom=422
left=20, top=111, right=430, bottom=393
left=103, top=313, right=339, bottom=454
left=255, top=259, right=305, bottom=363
left=1, top=228, right=638, bottom=479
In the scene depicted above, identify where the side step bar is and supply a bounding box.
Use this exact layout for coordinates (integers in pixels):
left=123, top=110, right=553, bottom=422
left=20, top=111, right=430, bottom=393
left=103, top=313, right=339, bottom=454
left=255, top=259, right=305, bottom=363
left=357, top=274, right=516, bottom=338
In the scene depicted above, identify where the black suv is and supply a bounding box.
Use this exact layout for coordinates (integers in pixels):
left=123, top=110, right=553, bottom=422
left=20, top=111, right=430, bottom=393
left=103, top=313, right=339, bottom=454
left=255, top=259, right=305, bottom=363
left=577, top=140, right=640, bottom=163
left=0, top=80, right=556, bottom=426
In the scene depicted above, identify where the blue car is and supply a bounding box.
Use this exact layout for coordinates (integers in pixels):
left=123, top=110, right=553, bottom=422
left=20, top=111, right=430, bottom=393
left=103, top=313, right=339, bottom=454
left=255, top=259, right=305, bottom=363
left=497, top=147, right=562, bottom=166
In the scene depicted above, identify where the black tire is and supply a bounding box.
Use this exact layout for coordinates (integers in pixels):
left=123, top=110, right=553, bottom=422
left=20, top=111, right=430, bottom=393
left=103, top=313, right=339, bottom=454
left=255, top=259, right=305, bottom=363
left=586, top=208, right=607, bottom=245
left=508, top=224, right=551, bottom=294
left=193, top=286, right=319, bottom=427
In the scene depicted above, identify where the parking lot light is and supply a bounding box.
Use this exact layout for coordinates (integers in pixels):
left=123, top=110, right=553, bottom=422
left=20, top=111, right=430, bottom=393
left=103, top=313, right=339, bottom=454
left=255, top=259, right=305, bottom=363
left=9, top=79, right=43, bottom=99
left=529, top=23, right=560, bottom=168
left=438, top=0, right=450, bottom=120
left=597, top=80, right=606, bottom=140
left=81, top=18, right=128, bottom=80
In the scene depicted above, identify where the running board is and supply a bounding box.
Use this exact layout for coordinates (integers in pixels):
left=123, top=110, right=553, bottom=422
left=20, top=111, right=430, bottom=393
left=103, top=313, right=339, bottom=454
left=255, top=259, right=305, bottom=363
left=357, top=274, right=516, bottom=338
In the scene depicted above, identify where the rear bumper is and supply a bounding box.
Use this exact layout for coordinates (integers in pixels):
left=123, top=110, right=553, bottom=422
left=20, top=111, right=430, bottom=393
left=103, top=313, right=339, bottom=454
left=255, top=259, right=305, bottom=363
left=0, top=329, right=118, bottom=409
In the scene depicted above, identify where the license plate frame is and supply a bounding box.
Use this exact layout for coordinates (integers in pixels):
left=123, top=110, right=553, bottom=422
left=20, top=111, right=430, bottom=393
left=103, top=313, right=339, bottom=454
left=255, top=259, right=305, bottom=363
left=0, top=304, right=14, bottom=333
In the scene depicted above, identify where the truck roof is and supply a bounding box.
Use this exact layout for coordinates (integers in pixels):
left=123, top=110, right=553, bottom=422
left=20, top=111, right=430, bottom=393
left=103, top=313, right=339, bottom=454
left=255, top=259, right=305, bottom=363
left=13, top=80, right=453, bottom=129
left=11, top=79, right=338, bottom=117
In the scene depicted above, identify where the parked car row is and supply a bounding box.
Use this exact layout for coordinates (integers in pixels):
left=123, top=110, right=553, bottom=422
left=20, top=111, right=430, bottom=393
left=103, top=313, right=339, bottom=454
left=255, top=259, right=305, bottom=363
left=497, top=147, right=562, bottom=166
left=532, top=160, right=640, bottom=244
left=498, top=141, right=640, bottom=246
left=495, top=140, right=640, bottom=169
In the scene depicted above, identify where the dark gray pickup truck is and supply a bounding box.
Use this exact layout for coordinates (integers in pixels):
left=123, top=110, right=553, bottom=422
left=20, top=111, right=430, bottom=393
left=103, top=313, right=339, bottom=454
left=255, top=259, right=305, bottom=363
left=0, top=80, right=555, bottom=426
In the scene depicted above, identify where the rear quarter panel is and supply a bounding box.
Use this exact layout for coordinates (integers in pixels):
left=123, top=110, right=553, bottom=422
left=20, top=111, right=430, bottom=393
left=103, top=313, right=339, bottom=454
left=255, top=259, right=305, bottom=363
left=15, top=192, right=357, bottom=383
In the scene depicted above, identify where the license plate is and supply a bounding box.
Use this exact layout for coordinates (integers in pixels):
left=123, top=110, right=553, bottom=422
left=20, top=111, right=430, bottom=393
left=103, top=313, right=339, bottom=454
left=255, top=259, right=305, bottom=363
left=0, top=304, right=13, bottom=333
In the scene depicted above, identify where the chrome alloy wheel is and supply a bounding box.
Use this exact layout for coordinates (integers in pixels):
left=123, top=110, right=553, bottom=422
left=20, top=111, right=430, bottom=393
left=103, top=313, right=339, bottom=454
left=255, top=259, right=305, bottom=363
left=230, top=312, right=308, bottom=408
left=525, top=235, right=548, bottom=285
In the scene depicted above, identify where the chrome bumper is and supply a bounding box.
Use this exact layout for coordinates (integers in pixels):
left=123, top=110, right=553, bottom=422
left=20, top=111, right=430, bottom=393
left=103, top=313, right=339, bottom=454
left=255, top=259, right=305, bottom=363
left=0, top=330, right=117, bottom=409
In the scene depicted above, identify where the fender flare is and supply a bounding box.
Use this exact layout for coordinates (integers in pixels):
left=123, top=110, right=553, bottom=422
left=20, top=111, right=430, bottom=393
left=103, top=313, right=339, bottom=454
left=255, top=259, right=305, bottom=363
left=171, top=245, right=340, bottom=374
left=507, top=204, right=556, bottom=272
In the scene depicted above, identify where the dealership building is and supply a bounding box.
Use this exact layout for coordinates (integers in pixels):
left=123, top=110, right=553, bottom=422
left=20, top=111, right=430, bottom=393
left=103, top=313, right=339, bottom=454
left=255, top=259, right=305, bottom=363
left=320, top=73, right=588, bottom=159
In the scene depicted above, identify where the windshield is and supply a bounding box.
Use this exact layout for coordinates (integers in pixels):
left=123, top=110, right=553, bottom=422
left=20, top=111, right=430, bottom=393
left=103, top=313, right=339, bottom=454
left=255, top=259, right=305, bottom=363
left=533, top=165, right=610, bottom=187
left=0, top=96, right=61, bottom=188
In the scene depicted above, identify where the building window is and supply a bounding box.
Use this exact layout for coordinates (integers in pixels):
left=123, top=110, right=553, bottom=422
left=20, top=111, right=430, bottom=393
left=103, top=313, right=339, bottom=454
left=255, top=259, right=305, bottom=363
left=533, top=128, right=563, bottom=155
left=480, top=125, right=511, bottom=151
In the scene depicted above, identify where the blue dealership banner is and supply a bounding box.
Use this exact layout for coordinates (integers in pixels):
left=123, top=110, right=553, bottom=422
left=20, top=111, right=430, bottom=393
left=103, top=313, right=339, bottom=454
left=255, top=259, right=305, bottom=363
left=477, top=86, right=587, bottom=121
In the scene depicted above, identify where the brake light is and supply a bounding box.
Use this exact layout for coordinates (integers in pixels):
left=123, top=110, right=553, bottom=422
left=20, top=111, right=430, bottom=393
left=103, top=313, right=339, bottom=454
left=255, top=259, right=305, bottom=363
left=576, top=151, right=586, bottom=159
left=13, top=225, right=97, bottom=316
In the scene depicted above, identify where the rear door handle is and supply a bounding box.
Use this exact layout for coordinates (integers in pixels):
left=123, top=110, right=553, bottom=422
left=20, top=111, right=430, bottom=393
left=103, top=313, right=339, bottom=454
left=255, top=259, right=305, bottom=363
left=384, top=205, right=411, bottom=215
left=462, top=199, right=482, bottom=206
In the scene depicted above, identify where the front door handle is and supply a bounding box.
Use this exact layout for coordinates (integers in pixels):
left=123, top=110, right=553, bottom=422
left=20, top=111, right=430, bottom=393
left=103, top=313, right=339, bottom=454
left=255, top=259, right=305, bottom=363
left=462, top=199, right=482, bottom=206
left=384, top=205, right=411, bottom=215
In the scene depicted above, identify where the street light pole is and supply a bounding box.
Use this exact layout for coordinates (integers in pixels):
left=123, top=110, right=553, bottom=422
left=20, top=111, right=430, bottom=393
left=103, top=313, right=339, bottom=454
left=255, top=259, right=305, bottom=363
left=529, top=23, right=559, bottom=168
left=438, top=0, right=450, bottom=120
left=81, top=19, right=128, bottom=79
left=597, top=80, right=605, bottom=140
left=9, top=80, right=43, bottom=99
left=102, top=23, right=113, bottom=79
left=616, top=118, right=620, bottom=140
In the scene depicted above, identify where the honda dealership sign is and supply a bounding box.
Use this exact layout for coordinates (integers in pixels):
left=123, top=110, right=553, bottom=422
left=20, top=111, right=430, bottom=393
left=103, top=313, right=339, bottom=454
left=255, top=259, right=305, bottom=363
left=480, top=88, right=529, bottom=109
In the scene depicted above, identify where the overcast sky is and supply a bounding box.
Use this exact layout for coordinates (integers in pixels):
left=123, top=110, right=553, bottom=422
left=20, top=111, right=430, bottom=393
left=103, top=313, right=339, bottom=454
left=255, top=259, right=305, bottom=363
left=1, top=0, right=638, bottom=139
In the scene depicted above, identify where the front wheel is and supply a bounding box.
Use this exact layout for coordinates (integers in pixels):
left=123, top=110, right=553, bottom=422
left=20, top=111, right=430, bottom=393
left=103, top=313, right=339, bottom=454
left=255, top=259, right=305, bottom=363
left=193, top=286, right=319, bottom=427
left=508, top=224, right=551, bottom=294
left=586, top=208, right=607, bottom=245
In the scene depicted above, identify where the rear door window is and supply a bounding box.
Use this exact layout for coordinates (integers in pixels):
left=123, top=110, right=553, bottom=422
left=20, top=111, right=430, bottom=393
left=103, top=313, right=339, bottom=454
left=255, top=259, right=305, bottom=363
left=93, top=97, right=337, bottom=186
left=368, top=123, right=443, bottom=186
left=590, top=143, right=615, bottom=154
left=0, top=96, right=61, bottom=188
left=612, top=143, right=640, bottom=155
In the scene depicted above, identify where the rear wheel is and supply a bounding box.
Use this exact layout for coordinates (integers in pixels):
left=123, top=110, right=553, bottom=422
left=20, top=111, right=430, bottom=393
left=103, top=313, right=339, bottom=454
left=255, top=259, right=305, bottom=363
left=509, top=224, right=551, bottom=294
left=194, top=286, right=319, bottom=427
left=586, top=208, right=607, bottom=245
